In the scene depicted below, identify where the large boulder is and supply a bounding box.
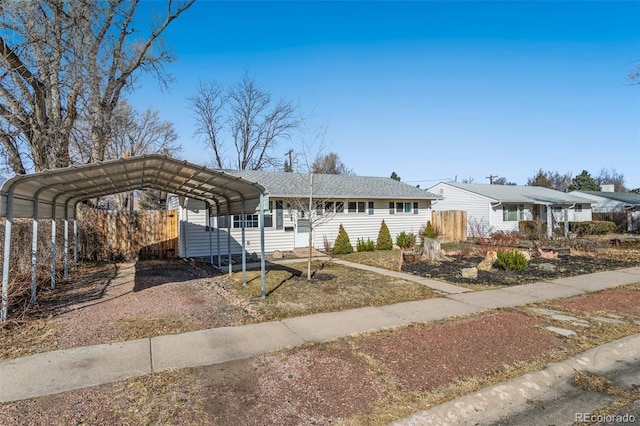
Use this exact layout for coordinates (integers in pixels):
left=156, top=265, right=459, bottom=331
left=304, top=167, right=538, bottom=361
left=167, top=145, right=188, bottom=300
left=477, top=250, right=497, bottom=272
left=461, top=267, right=478, bottom=279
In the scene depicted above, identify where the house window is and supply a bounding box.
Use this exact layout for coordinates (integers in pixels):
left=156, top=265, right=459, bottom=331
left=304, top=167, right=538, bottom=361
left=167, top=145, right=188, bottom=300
left=413, top=202, right=419, bottom=214
left=233, top=214, right=259, bottom=228
left=503, top=204, right=524, bottom=221
left=393, top=201, right=413, bottom=214
left=348, top=201, right=366, bottom=213
left=215, top=213, right=270, bottom=229
left=335, top=201, right=344, bottom=213
left=325, top=201, right=334, bottom=214
left=575, top=204, right=582, bottom=212
left=368, top=201, right=374, bottom=215
left=389, top=202, right=395, bottom=215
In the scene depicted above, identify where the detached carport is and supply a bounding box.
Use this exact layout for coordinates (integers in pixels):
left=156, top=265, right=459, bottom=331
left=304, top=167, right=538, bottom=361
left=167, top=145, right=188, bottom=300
left=0, top=154, right=268, bottom=322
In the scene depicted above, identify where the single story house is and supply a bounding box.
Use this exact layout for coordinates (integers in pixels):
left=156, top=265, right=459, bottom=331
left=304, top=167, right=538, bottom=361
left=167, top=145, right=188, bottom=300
left=570, top=190, right=640, bottom=231
left=168, top=171, right=441, bottom=258
left=427, top=182, right=593, bottom=237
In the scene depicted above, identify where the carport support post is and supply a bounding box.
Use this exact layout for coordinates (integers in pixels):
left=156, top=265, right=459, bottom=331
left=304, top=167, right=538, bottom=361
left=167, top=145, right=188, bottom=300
left=206, top=202, right=213, bottom=265
left=546, top=205, right=553, bottom=238
left=260, top=194, right=266, bottom=299
left=51, top=218, right=56, bottom=289
left=73, top=219, right=78, bottom=271
left=563, top=207, right=569, bottom=238
left=63, top=218, right=69, bottom=279
left=241, top=200, right=246, bottom=286
left=31, top=214, right=38, bottom=305
left=227, top=208, right=232, bottom=277
left=1, top=189, right=14, bottom=322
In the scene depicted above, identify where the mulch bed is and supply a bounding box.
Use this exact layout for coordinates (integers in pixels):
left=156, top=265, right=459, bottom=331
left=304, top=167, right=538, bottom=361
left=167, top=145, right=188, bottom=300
left=402, top=254, right=639, bottom=286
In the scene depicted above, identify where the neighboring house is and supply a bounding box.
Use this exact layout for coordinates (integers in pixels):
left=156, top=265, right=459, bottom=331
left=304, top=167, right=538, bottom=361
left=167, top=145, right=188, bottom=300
left=427, top=182, right=593, bottom=236
left=168, top=171, right=441, bottom=258
left=570, top=190, right=640, bottom=231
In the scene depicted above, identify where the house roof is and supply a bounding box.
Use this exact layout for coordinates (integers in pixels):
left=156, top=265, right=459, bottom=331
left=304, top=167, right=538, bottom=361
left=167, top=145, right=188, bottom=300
left=227, top=170, right=441, bottom=200
left=437, top=182, right=592, bottom=205
left=0, top=154, right=265, bottom=219
left=572, top=191, right=640, bottom=206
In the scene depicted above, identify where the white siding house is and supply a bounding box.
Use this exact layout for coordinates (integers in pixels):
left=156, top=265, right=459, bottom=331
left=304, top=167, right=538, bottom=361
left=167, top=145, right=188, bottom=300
left=571, top=190, right=640, bottom=231
left=170, top=171, right=440, bottom=258
left=428, top=182, right=593, bottom=236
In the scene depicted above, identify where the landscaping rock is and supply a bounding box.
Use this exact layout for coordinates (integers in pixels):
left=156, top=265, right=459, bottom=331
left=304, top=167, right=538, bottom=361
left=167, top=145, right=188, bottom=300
left=537, top=263, right=557, bottom=272
left=272, top=250, right=284, bottom=260
left=461, top=267, right=478, bottom=279
left=477, top=251, right=497, bottom=272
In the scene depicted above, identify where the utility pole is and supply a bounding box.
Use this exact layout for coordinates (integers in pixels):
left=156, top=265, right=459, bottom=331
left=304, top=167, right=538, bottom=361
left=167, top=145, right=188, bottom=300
left=486, top=174, right=498, bottom=184
left=285, top=149, right=294, bottom=172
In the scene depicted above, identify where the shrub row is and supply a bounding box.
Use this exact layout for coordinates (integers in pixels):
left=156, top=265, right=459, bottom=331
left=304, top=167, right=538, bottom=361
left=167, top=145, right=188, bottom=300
left=569, top=221, right=616, bottom=235
left=519, top=220, right=616, bottom=238
left=331, top=220, right=421, bottom=255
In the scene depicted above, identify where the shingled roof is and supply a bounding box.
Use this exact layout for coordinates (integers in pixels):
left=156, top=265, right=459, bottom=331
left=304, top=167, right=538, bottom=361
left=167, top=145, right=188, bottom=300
left=227, top=170, right=440, bottom=200
left=572, top=191, right=640, bottom=206
left=444, top=183, right=592, bottom=205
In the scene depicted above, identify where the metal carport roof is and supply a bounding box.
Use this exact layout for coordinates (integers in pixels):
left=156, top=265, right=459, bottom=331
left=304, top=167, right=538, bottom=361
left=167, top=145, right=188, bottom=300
left=0, top=154, right=266, bottom=219
left=0, top=154, right=268, bottom=322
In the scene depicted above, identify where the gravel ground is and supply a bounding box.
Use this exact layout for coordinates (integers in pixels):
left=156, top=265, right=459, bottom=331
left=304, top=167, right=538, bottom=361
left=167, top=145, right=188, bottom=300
left=1, top=257, right=639, bottom=424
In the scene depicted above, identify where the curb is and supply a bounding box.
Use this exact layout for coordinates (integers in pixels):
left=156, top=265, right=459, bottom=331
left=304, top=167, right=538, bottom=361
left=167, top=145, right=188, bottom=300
left=391, top=333, right=640, bottom=425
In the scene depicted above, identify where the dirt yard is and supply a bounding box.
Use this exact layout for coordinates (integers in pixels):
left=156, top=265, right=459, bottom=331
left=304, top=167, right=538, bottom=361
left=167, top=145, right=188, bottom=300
left=1, top=247, right=640, bottom=424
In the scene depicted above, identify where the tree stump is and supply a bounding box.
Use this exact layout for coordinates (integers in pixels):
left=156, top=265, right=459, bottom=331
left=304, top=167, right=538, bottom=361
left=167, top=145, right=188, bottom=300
left=421, top=238, right=444, bottom=261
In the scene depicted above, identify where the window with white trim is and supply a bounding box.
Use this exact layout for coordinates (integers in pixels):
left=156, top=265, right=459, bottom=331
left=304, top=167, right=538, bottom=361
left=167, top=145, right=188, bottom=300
left=348, top=201, right=366, bottom=213
left=502, top=204, right=524, bottom=221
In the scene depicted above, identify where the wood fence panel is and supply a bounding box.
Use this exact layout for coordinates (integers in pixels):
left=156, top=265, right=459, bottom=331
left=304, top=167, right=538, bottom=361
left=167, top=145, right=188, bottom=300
left=77, top=208, right=178, bottom=260
left=432, top=210, right=467, bottom=242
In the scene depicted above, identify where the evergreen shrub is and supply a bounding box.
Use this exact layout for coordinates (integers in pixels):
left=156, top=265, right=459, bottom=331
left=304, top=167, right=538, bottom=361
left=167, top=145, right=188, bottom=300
left=376, top=220, right=393, bottom=250
left=356, top=238, right=375, bottom=252
left=396, top=231, right=416, bottom=249
left=332, top=224, right=353, bottom=255
left=496, top=250, right=528, bottom=271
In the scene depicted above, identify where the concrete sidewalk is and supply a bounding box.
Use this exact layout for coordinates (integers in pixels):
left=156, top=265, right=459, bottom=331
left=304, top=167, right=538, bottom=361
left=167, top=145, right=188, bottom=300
left=1, top=265, right=640, bottom=403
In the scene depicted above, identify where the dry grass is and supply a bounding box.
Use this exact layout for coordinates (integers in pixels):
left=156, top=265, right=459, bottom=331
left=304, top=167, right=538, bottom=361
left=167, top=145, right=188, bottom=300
left=230, top=259, right=437, bottom=319
left=335, top=249, right=402, bottom=271
left=0, top=317, right=62, bottom=359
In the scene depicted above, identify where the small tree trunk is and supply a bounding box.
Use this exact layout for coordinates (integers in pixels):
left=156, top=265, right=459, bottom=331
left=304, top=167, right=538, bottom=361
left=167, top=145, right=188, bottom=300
left=421, top=237, right=442, bottom=261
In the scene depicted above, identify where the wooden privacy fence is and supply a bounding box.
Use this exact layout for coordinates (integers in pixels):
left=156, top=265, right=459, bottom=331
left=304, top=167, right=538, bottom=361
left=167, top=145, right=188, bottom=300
left=592, top=212, right=628, bottom=233
left=432, top=210, right=467, bottom=242
left=77, top=208, right=178, bottom=260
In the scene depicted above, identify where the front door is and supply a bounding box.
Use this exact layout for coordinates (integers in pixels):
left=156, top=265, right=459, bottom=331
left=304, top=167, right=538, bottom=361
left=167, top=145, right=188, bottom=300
left=294, top=215, right=310, bottom=248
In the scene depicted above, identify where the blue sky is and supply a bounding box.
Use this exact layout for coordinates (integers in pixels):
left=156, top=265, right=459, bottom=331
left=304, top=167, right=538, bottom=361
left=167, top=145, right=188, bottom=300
left=128, top=1, right=640, bottom=189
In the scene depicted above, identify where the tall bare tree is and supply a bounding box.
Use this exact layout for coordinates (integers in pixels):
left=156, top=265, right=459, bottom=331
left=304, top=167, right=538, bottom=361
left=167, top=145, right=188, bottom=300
left=527, top=169, right=573, bottom=192
left=596, top=168, right=626, bottom=192
left=0, top=0, right=194, bottom=174
left=190, top=72, right=300, bottom=170
left=311, top=152, right=353, bottom=175
left=189, top=80, right=226, bottom=168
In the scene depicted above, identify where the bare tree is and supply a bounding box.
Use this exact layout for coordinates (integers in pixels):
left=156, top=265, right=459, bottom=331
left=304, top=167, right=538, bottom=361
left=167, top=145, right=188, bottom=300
left=492, top=176, right=517, bottom=186
left=0, top=0, right=194, bottom=174
left=278, top=125, right=355, bottom=280
left=312, top=152, right=353, bottom=175
left=71, top=100, right=180, bottom=210
left=527, top=169, right=573, bottom=192
left=190, top=72, right=301, bottom=170
left=596, top=168, right=627, bottom=192
left=189, top=80, right=226, bottom=168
